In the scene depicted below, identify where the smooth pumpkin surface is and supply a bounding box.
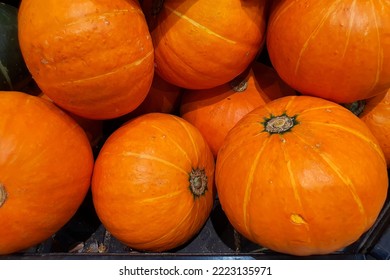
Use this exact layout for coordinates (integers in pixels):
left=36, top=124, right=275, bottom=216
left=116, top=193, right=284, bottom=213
left=216, top=95, right=388, bottom=256
left=0, top=91, right=94, bottom=255
left=180, top=62, right=295, bottom=158
left=92, top=113, right=215, bottom=252
left=0, top=3, right=31, bottom=91
left=344, top=89, right=390, bottom=167
left=18, top=0, right=154, bottom=119
left=267, top=0, right=390, bottom=103
left=151, top=0, right=267, bottom=89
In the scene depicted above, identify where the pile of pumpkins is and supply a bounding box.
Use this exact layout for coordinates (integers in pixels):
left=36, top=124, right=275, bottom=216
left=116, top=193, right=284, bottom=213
left=0, top=0, right=389, bottom=256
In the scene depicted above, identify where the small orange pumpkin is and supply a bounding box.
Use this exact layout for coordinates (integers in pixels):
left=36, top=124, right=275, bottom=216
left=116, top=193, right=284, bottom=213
left=0, top=91, right=94, bottom=255
left=18, top=0, right=154, bottom=119
left=92, top=113, right=215, bottom=252
left=267, top=0, right=390, bottom=103
left=344, top=88, right=390, bottom=167
left=216, top=95, right=388, bottom=256
left=180, top=62, right=295, bottom=158
left=151, top=0, right=267, bottom=89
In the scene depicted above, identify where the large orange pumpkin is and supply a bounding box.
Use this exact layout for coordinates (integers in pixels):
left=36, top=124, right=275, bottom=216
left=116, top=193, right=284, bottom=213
left=92, top=113, right=215, bottom=252
left=344, top=89, right=390, bottom=167
left=151, top=0, right=267, bottom=89
left=0, top=91, right=94, bottom=255
left=180, top=62, right=295, bottom=158
left=18, top=0, right=154, bottom=120
left=216, top=95, right=388, bottom=256
left=267, top=0, right=390, bottom=103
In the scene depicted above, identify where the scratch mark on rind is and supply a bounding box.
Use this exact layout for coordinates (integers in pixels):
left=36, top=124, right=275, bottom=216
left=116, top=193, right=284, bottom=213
left=242, top=137, right=271, bottom=240
left=165, top=5, right=236, bottom=45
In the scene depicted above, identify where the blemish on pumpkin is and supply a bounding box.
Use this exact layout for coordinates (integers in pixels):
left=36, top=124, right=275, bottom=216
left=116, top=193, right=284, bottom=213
left=40, top=58, right=49, bottom=65
left=290, top=213, right=307, bottom=225
left=0, top=183, right=7, bottom=208
left=189, top=168, right=208, bottom=199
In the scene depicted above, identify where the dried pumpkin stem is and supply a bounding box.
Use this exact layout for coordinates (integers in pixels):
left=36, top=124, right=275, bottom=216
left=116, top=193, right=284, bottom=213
left=189, top=168, right=208, bottom=198
left=263, top=114, right=297, bottom=134
left=0, top=183, right=7, bottom=208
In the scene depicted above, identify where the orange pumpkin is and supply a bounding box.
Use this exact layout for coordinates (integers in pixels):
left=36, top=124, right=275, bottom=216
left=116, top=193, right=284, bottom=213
left=344, top=89, right=390, bottom=167
left=216, top=95, right=388, bottom=256
left=92, top=113, right=215, bottom=252
left=0, top=91, right=94, bottom=255
left=267, top=0, right=390, bottom=103
left=151, top=0, right=267, bottom=89
left=121, top=73, right=182, bottom=121
left=180, top=62, right=295, bottom=158
left=18, top=0, right=154, bottom=120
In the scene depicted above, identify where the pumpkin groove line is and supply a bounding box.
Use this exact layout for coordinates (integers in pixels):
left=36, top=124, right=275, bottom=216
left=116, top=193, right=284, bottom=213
left=242, top=136, right=271, bottom=241
left=170, top=115, right=200, bottom=168
left=294, top=0, right=342, bottom=75
left=304, top=121, right=385, bottom=162
left=118, top=151, right=189, bottom=176
left=297, top=105, right=341, bottom=116
left=133, top=189, right=185, bottom=204
left=127, top=198, right=197, bottom=248
left=292, top=132, right=367, bottom=223
left=155, top=26, right=224, bottom=81
left=368, top=0, right=383, bottom=93
left=1, top=100, right=80, bottom=172
left=42, top=50, right=154, bottom=86
left=280, top=136, right=311, bottom=238
left=149, top=124, right=193, bottom=168
left=269, top=0, right=295, bottom=28
left=164, top=5, right=236, bottom=45
left=341, top=0, right=357, bottom=59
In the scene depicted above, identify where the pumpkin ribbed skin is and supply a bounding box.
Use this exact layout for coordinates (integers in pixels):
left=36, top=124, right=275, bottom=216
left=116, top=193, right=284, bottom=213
left=267, top=0, right=390, bottom=103
left=356, top=89, right=390, bottom=167
left=152, top=0, right=267, bottom=89
left=18, top=0, right=154, bottom=119
left=216, top=95, right=388, bottom=256
left=180, top=62, right=295, bottom=158
left=92, top=113, right=215, bottom=252
left=0, top=91, right=94, bottom=255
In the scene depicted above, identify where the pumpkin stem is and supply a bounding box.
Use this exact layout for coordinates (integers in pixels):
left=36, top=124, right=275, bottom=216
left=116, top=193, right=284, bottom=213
left=229, top=78, right=248, bottom=92
left=342, top=100, right=366, bottom=117
left=263, top=114, right=298, bottom=134
left=0, top=183, right=7, bottom=208
left=189, top=168, right=208, bottom=198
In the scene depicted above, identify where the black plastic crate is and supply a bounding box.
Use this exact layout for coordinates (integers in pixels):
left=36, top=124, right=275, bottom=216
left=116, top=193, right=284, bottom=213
left=1, top=182, right=389, bottom=260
